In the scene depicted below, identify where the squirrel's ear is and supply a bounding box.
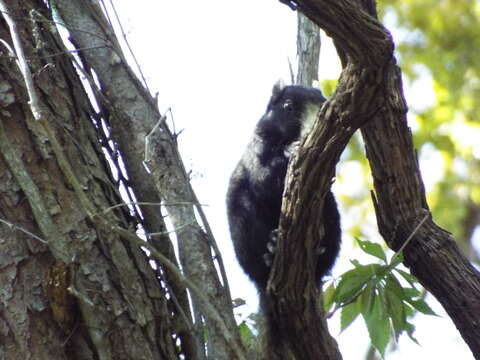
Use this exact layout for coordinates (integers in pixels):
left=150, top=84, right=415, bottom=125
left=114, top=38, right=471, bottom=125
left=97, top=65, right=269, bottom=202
left=272, top=79, right=286, bottom=98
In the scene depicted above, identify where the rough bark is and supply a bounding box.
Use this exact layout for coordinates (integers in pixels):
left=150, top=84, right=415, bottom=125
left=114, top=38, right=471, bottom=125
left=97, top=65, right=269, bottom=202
left=271, top=0, right=480, bottom=359
left=0, top=1, right=191, bottom=359
left=47, top=1, right=244, bottom=359
left=54, top=1, right=244, bottom=358
left=269, top=0, right=388, bottom=359
left=296, top=12, right=321, bottom=87
left=355, top=1, right=480, bottom=356
left=360, top=63, right=480, bottom=359
left=0, top=1, right=245, bottom=359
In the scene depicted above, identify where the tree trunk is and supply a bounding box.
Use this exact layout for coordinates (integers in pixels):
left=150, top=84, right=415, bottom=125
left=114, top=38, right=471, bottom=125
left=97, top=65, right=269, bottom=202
left=296, top=12, right=321, bottom=87
left=0, top=1, right=244, bottom=359
left=356, top=1, right=480, bottom=356
left=269, top=0, right=480, bottom=359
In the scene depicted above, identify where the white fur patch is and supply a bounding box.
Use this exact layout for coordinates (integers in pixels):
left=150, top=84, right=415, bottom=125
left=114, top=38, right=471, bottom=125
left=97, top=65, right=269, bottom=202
left=300, top=103, right=322, bottom=138
left=284, top=102, right=322, bottom=158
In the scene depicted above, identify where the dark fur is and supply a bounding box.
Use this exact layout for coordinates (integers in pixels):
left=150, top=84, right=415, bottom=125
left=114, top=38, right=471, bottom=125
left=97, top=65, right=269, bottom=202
left=227, top=83, right=341, bottom=288
left=226, top=83, right=341, bottom=356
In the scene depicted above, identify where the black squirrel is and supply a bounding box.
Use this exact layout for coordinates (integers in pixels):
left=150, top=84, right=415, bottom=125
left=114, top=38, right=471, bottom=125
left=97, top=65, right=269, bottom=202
left=226, top=82, right=341, bottom=348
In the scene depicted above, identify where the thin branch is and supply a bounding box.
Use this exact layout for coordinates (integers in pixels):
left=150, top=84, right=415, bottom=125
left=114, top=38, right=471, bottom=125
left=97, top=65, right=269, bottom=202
left=190, top=186, right=233, bottom=295
left=0, top=2, right=42, bottom=119
left=0, top=115, right=70, bottom=260
left=288, top=56, right=295, bottom=84
left=144, top=220, right=196, bottom=237
left=144, top=113, right=167, bottom=162
left=107, top=223, right=247, bottom=360
left=0, top=217, right=47, bottom=244
left=390, top=212, right=430, bottom=266
left=37, top=45, right=110, bottom=59
left=105, top=0, right=151, bottom=92
left=102, top=201, right=208, bottom=214
left=0, top=38, right=15, bottom=57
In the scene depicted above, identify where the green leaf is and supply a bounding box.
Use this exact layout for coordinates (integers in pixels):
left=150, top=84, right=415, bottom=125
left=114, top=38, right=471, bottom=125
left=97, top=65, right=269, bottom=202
left=385, top=274, right=404, bottom=298
left=389, top=252, right=404, bottom=268
left=373, top=264, right=391, bottom=279
left=340, top=298, right=361, bottom=332
left=402, top=287, right=422, bottom=299
left=403, top=303, right=415, bottom=317
left=238, top=322, right=255, bottom=347
left=383, top=281, right=407, bottom=341
left=333, top=275, right=365, bottom=304
left=362, top=296, right=390, bottom=358
left=323, top=282, right=336, bottom=313
left=360, top=280, right=376, bottom=314
left=350, top=259, right=362, bottom=267
left=395, top=269, right=419, bottom=287
left=319, top=79, right=338, bottom=97
left=333, top=265, right=377, bottom=304
left=356, top=238, right=387, bottom=262
left=406, top=299, right=437, bottom=316
left=405, top=321, right=419, bottom=345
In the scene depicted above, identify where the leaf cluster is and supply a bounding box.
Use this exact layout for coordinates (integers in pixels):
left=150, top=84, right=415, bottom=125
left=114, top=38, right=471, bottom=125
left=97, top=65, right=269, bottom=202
left=324, top=239, right=436, bottom=358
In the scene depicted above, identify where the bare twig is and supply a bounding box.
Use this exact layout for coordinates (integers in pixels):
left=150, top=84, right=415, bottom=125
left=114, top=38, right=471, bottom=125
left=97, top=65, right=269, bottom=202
left=107, top=224, right=246, bottom=360
left=144, top=113, right=168, bottom=162
left=0, top=217, right=47, bottom=244
left=0, top=3, right=42, bottom=119
left=102, top=200, right=208, bottom=214
left=104, top=0, right=151, bottom=92
left=390, top=213, right=430, bottom=265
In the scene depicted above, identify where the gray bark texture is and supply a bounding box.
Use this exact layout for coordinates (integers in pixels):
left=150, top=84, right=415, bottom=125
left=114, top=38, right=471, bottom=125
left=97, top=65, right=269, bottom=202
left=296, top=12, right=321, bottom=87
left=0, top=1, right=243, bottom=359
left=268, top=0, right=480, bottom=359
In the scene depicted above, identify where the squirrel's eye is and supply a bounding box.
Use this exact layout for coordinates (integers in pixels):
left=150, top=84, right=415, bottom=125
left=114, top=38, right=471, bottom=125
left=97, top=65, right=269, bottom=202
left=283, top=100, right=294, bottom=112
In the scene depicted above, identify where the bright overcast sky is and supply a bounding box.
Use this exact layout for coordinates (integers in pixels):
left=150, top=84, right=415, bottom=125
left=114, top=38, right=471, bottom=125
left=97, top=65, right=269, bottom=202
left=111, top=1, right=472, bottom=359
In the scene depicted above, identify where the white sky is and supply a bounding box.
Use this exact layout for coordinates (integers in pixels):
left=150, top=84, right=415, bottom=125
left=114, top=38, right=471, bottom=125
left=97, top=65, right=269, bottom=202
left=112, top=1, right=473, bottom=359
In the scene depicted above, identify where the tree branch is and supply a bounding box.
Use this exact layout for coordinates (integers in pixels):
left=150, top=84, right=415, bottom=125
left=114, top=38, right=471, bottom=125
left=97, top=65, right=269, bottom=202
left=274, top=0, right=480, bottom=357
left=295, top=0, right=392, bottom=66
left=269, top=1, right=394, bottom=359
left=53, top=1, right=243, bottom=358
left=351, top=1, right=480, bottom=355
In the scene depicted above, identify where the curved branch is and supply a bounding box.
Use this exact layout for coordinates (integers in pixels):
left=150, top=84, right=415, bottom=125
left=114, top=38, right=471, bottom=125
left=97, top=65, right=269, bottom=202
left=274, top=0, right=480, bottom=358
left=295, top=0, right=393, bottom=66
left=268, top=1, right=395, bottom=359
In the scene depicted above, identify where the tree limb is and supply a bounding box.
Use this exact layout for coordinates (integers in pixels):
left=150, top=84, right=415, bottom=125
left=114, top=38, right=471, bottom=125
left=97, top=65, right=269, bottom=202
left=275, top=0, right=480, bottom=357
left=269, top=1, right=394, bottom=359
